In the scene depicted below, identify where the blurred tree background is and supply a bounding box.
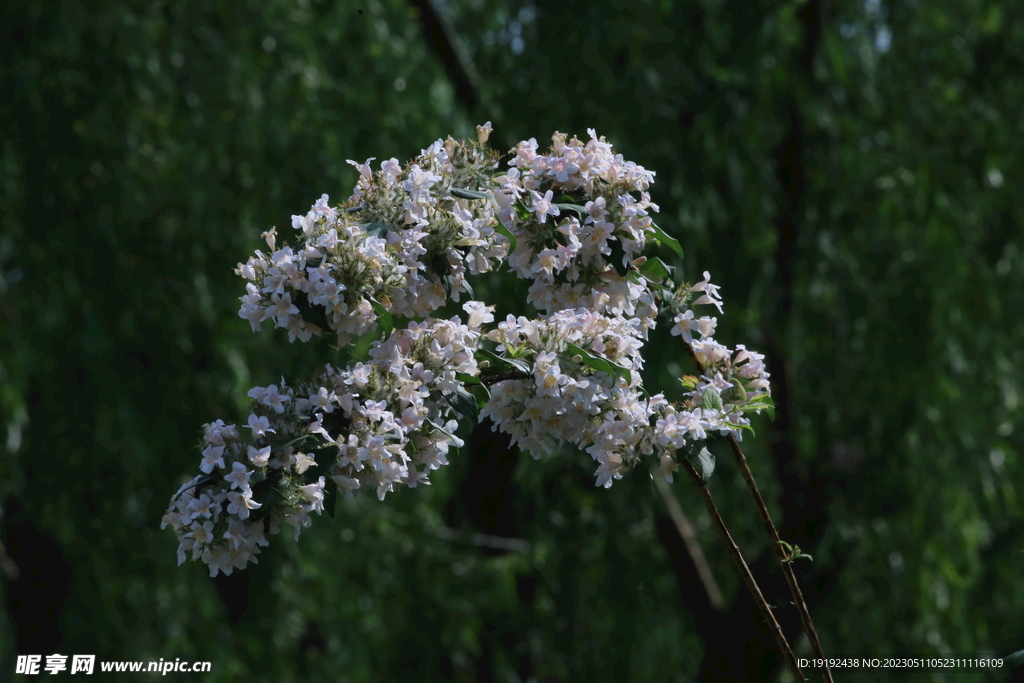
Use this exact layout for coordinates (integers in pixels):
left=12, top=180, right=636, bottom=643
left=2, top=0, right=1022, bottom=680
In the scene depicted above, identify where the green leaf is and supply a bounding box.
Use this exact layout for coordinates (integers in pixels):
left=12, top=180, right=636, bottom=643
left=606, top=240, right=630, bottom=277
left=305, top=444, right=340, bottom=483
left=741, top=393, right=775, bottom=420
left=344, top=205, right=364, bottom=214
left=685, top=446, right=715, bottom=485
left=513, top=199, right=532, bottom=221
left=450, top=187, right=492, bottom=200
left=701, top=387, right=724, bottom=412
left=476, top=348, right=531, bottom=375
left=359, top=221, right=390, bottom=239
left=456, top=372, right=481, bottom=384
left=649, top=222, right=684, bottom=259
left=430, top=253, right=453, bottom=298
left=175, top=472, right=220, bottom=499
left=271, top=432, right=317, bottom=451
left=722, top=420, right=756, bottom=437
left=565, top=342, right=632, bottom=386
left=639, top=256, right=675, bottom=283
left=323, top=475, right=338, bottom=519
left=553, top=203, right=586, bottom=217
left=493, top=222, right=518, bottom=252
left=368, top=298, right=393, bottom=339
left=428, top=420, right=458, bottom=439
left=444, top=385, right=479, bottom=423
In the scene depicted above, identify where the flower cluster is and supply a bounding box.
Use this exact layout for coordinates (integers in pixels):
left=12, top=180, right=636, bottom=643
left=164, top=307, right=489, bottom=575
left=492, top=130, right=660, bottom=328
left=168, top=126, right=774, bottom=575
left=235, top=131, right=508, bottom=346
left=480, top=308, right=656, bottom=487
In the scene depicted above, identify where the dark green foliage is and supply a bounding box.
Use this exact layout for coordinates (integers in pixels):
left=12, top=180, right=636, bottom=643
left=3, top=0, right=1023, bottom=681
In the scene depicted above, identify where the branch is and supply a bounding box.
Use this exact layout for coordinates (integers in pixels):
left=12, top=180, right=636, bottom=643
left=682, top=341, right=832, bottom=682
left=725, top=434, right=831, bottom=682
left=680, top=459, right=805, bottom=683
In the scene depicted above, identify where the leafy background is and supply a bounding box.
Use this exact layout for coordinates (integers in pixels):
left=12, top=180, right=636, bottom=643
left=2, top=0, right=1022, bottom=680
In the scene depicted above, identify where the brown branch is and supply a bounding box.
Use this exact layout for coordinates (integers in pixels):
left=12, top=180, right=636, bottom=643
left=680, top=459, right=805, bottom=683
left=654, top=476, right=723, bottom=610
left=682, top=341, right=832, bottom=682
left=725, top=435, right=832, bottom=683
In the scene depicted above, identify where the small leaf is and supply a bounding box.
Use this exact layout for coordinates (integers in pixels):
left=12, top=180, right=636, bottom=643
left=450, top=187, right=492, bottom=200
left=428, top=420, right=458, bottom=439
left=271, top=433, right=317, bottom=451
left=722, top=421, right=756, bottom=437
left=305, top=445, right=340, bottom=483
left=701, top=387, right=724, bottom=412
left=606, top=240, right=630, bottom=276
left=649, top=222, right=684, bottom=259
left=359, top=222, right=390, bottom=239
left=553, top=203, right=586, bottom=217
left=513, top=200, right=532, bottom=221
left=741, top=393, right=775, bottom=420
left=493, top=222, right=518, bottom=252
left=456, top=372, right=481, bottom=385
left=368, top=298, right=393, bottom=339
left=444, top=385, right=479, bottom=423
left=344, top=205, right=364, bottom=213
left=565, top=342, right=632, bottom=386
left=175, top=472, right=220, bottom=499
left=639, top=256, right=675, bottom=283
left=685, top=446, right=715, bottom=485
left=477, top=348, right=531, bottom=375
left=430, top=253, right=453, bottom=298
left=324, top=476, right=338, bottom=519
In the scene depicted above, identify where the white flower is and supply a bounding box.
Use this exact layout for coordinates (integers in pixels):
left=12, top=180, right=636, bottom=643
left=200, top=445, right=226, bottom=474
left=300, top=476, right=326, bottom=514
left=476, top=121, right=493, bottom=144
left=362, top=400, right=388, bottom=422
left=245, top=414, right=275, bottom=438
left=347, top=363, right=372, bottom=388
left=670, top=310, right=696, bottom=341
left=267, top=292, right=299, bottom=321
left=658, top=453, right=679, bottom=483
left=247, top=445, right=271, bottom=467
left=530, top=190, right=560, bottom=223
left=226, top=489, right=262, bottom=520
left=381, top=158, right=402, bottom=179
left=224, top=461, right=252, bottom=491
left=462, top=301, right=495, bottom=329
left=309, top=386, right=336, bottom=413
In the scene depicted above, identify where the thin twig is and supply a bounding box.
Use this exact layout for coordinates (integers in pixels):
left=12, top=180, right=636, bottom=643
left=435, top=526, right=530, bottom=553
left=725, top=435, right=833, bottom=683
left=654, top=476, right=723, bottom=610
left=680, top=460, right=805, bottom=683
left=682, top=341, right=833, bottom=683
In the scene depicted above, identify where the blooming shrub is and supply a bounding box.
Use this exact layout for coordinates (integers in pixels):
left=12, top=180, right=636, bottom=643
left=163, top=125, right=773, bottom=577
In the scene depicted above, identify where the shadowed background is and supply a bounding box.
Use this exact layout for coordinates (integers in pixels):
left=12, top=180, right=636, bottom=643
left=2, top=0, right=1023, bottom=681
